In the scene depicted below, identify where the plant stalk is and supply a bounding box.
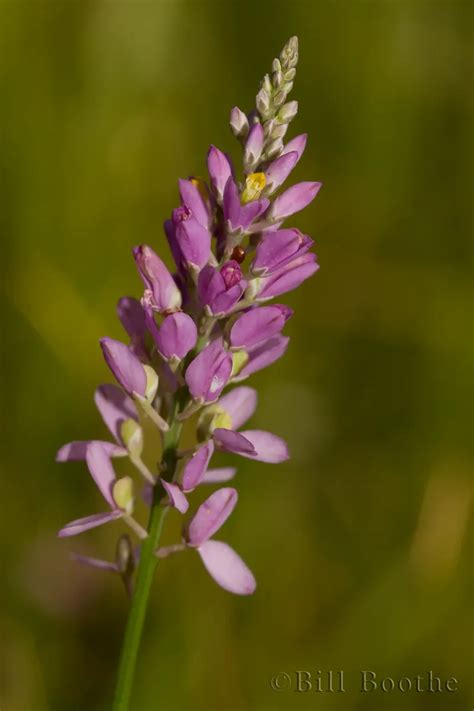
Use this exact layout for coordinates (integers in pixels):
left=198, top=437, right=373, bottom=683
left=112, top=418, right=182, bottom=710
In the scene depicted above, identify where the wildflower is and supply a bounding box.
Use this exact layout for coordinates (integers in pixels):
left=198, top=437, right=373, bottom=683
left=58, top=36, right=321, bottom=618
left=158, top=488, right=256, bottom=596
left=58, top=443, right=147, bottom=539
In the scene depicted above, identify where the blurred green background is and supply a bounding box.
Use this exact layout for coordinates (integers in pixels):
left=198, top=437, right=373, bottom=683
left=1, top=1, right=472, bottom=710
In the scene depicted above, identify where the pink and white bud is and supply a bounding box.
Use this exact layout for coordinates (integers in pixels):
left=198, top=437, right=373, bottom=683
left=133, top=245, right=182, bottom=313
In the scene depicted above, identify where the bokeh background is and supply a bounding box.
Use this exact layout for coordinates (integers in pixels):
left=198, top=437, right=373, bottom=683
left=1, top=1, right=472, bottom=710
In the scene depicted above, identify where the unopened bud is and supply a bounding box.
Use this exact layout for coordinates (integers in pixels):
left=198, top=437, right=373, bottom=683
left=272, top=58, right=281, bottom=73
left=113, top=476, right=135, bottom=514
left=284, top=68, right=296, bottom=82
left=273, top=90, right=287, bottom=109
left=264, top=137, right=284, bottom=160
left=272, top=70, right=283, bottom=88
left=278, top=100, right=298, bottom=123
left=230, top=106, right=249, bottom=138
left=271, top=123, right=289, bottom=140
left=262, top=73, right=272, bottom=94
left=256, top=88, right=270, bottom=116
left=115, top=533, right=135, bottom=575
left=120, top=418, right=143, bottom=458
left=263, top=119, right=275, bottom=138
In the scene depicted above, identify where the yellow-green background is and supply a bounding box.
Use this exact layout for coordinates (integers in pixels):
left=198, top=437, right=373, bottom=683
left=1, top=1, right=472, bottom=710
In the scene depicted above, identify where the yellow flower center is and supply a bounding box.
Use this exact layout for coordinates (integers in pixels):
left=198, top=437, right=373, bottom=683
left=241, top=172, right=266, bottom=204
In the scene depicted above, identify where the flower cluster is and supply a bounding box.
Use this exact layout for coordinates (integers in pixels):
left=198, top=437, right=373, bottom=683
left=57, top=37, right=321, bottom=596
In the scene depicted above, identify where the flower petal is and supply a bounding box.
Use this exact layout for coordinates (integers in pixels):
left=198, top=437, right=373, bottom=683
left=257, top=253, right=319, bottom=299
left=201, top=467, right=237, bottom=484
left=86, top=442, right=118, bottom=507
left=186, top=487, right=238, bottom=546
left=281, top=133, right=307, bottom=162
left=213, top=428, right=257, bottom=456
left=237, top=430, right=290, bottom=463
left=56, top=440, right=126, bottom=462
left=179, top=178, right=210, bottom=229
left=269, top=181, right=322, bottom=221
left=216, top=387, right=257, bottom=430
left=234, top=335, right=289, bottom=381
left=230, top=306, right=290, bottom=350
left=155, top=312, right=198, bottom=361
left=58, top=511, right=120, bottom=538
left=100, top=337, right=147, bottom=397
left=264, top=151, right=298, bottom=193
left=198, top=540, right=256, bottom=595
left=185, top=338, right=232, bottom=403
left=94, top=384, right=138, bottom=444
left=71, top=552, right=119, bottom=572
left=116, top=296, right=148, bottom=355
left=181, top=441, right=214, bottom=492
left=133, top=244, right=182, bottom=312
left=161, top=480, right=189, bottom=514
left=207, top=145, right=233, bottom=202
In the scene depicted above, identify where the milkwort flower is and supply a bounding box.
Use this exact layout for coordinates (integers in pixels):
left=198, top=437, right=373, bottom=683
left=57, top=36, right=321, bottom=600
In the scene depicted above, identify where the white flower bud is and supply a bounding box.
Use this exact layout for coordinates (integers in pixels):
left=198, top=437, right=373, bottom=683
left=277, top=100, right=298, bottom=123
left=230, top=106, right=249, bottom=138
left=271, top=123, right=288, bottom=140
left=256, top=88, right=270, bottom=116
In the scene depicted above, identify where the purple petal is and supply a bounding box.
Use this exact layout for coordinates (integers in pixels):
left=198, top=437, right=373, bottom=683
left=58, top=511, right=120, bottom=538
left=213, top=428, right=257, bottom=456
left=175, top=218, right=211, bottom=271
left=116, top=297, right=148, bottom=353
left=71, top=552, right=119, bottom=572
left=161, top=480, right=189, bottom=514
left=86, top=441, right=117, bottom=507
left=216, top=386, right=257, bottom=430
left=269, top=181, right=322, bottom=221
left=133, top=244, right=182, bottom=312
left=185, top=338, right=232, bottom=403
left=94, top=384, right=138, bottom=444
left=56, top=440, right=127, bottom=462
left=181, top=441, right=215, bottom=492
left=163, top=219, right=183, bottom=271
left=198, top=264, right=245, bottom=315
left=207, top=145, right=233, bottom=202
left=257, top=253, right=319, bottom=299
left=201, top=467, right=237, bottom=484
left=198, top=540, right=256, bottom=595
left=178, top=178, right=210, bottom=229
left=252, top=228, right=314, bottom=276
left=223, top=177, right=241, bottom=228
left=155, top=312, right=197, bottom=361
left=230, top=306, right=289, bottom=350
left=265, top=151, right=299, bottom=193
left=239, top=198, right=270, bottom=230
left=186, top=487, right=238, bottom=546
left=281, top=133, right=307, bottom=161
left=100, top=337, right=147, bottom=397
left=234, top=335, right=290, bottom=381
left=237, top=430, right=290, bottom=463
left=244, top=123, right=264, bottom=166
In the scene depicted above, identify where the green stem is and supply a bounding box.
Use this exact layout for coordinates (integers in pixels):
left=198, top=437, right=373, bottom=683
left=112, top=418, right=182, bottom=711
